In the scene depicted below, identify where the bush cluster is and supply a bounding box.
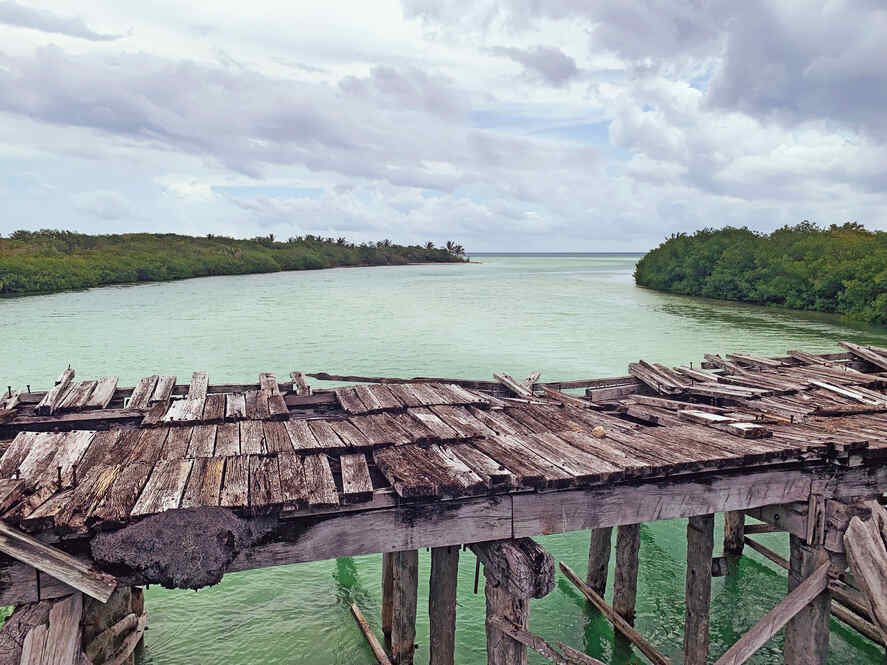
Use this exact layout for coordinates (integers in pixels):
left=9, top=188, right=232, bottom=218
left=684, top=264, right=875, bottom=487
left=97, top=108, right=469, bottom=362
left=634, top=222, right=887, bottom=325
left=0, top=230, right=465, bottom=296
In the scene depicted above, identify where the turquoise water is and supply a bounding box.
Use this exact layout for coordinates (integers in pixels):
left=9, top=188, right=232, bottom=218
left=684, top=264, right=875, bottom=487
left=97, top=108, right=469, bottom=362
left=3, top=254, right=887, bottom=664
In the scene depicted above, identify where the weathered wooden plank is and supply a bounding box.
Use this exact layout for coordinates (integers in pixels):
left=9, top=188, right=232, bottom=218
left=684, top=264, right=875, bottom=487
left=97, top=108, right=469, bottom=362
left=128, top=375, right=159, bottom=410
left=351, top=602, right=393, bottom=665
left=250, top=455, right=283, bottom=507
left=127, top=427, right=168, bottom=464
left=303, top=454, right=339, bottom=507
left=0, top=478, right=25, bottom=514
left=353, top=384, right=386, bottom=412
left=17, top=433, right=66, bottom=486
left=45, top=592, right=83, bottom=665
left=254, top=390, right=271, bottom=420
left=150, top=375, right=177, bottom=404
left=90, top=462, right=152, bottom=522
left=259, top=373, right=279, bottom=394
left=277, top=452, right=307, bottom=508
left=340, top=453, right=373, bottom=503
left=307, top=419, right=345, bottom=449
left=327, top=419, right=368, bottom=447
left=160, top=399, right=188, bottom=423
left=55, top=464, right=120, bottom=528
left=131, top=459, right=193, bottom=516
left=188, top=371, right=209, bottom=400
left=180, top=457, right=224, bottom=508
left=448, top=443, right=514, bottom=489
left=84, top=376, right=118, bottom=409
left=35, top=368, right=75, bottom=415
left=335, top=387, right=368, bottom=414
left=267, top=392, right=288, bottom=418
left=225, top=393, right=246, bottom=420
left=493, top=373, right=534, bottom=398
left=368, top=385, right=405, bottom=411
left=285, top=419, right=322, bottom=451
left=57, top=381, right=97, bottom=411
left=202, top=393, right=227, bottom=422
left=220, top=455, right=249, bottom=507
left=0, top=431, right=38, bottom=477
left=187, top=424, right=217, bottom=457
left=240, top=420, right=266, bottom=455
left=262, top=420, right=293, bottom=453
left=0, top=522, right=116, bottom=601
left=161, top=426, right=192, bottom=460
left=180, top=398, right=206, bottom=423
left=407, top=407, right=460, bottom=441
left=840, top=341, right=887, bottom=371
left=214, top=422, right=240, bottom=456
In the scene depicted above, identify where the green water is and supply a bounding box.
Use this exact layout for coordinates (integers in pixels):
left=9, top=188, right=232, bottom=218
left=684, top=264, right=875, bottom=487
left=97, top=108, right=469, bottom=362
left=3, top=254, right=887, bottom=664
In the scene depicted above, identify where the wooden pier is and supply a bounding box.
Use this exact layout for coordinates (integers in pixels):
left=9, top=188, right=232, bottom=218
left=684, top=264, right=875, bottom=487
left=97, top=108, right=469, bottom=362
left=2, top=343, right=887, bottom=663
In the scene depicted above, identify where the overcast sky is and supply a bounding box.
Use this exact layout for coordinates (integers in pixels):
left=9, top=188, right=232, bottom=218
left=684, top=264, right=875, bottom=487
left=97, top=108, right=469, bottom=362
left=1, top=1, right=885, bottom=251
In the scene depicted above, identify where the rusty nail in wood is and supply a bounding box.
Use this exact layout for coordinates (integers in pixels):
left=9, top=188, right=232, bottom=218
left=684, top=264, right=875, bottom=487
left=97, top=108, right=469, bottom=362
left=72, top=463, right=77, bottom=488
left=57, top=466, right=62, bottom=488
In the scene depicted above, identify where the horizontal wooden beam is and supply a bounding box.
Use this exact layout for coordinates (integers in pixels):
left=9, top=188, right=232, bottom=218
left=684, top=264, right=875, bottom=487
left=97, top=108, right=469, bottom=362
left=0, top=522, right=117, bottom=602
left=470, top=539, right=555, bottom=599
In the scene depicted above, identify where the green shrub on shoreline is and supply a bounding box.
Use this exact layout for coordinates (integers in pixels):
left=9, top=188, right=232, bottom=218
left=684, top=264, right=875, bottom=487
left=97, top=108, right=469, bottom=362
left=0, top=230, right=466, bottom=296
left=634, top=222, right=887, bottom=325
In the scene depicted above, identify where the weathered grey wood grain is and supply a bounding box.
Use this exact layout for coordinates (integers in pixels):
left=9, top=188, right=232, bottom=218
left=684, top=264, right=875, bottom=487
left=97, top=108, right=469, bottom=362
left=131, top=459, right=193, bottom=516
left=188, top=371, right=209, bottom=400
left=220, top=455, right=249, bottom=507
left=684, top=514, right=714, bottom=665
left=391, top=549, right=418, bottom=665
left=429, top=545, right=459, bottom=665
left=181, top=457, right=224, bottom=508
left=45, top=592, right=83, bottom=665
left=340, top=453, right=373, bottom=503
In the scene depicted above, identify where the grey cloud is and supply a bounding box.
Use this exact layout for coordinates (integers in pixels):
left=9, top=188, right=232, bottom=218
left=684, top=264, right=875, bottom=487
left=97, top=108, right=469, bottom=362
left=0, top=1, right=122, bottom=41
left=0, top=46, right=590, bottom=197
left=339, top=66, right=469, bottom=119
left=490, top=45, right=579, bottom=87
left=706, top=1, right=887, bottom=140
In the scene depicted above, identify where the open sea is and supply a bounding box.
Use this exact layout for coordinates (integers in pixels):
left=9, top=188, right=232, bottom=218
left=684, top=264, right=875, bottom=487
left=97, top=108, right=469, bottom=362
left=3, top=253, right=887, bottom=664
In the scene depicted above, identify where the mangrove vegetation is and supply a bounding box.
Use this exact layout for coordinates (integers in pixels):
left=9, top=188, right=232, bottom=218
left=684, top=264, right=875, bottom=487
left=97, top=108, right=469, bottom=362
left=0, top=230, right=466, bottom=296
left=634, top=222, right=887, bottom=325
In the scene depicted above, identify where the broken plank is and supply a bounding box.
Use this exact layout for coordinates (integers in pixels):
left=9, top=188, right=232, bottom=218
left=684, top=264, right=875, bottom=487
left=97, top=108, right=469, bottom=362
left=127, top=375, right=159, bottom=410
left=84, top=376, right=118, bottom=409
left=225, top=393, right=246, bottom=420
left=340, top=453, right=373, bottom=502
left=188, top=371, right=209, bottom=400
left=150, top=375, right=177, bottom=404
left=0, top=522, right=116, bottom=601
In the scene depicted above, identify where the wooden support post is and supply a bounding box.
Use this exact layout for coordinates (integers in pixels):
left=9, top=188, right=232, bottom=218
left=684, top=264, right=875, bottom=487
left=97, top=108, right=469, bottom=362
left=382, top=552, right=395, bottom=650
left=429, top=546, right=459, bottom=665
left=586, top=527, right=612, bottom=596
left=723, top=511, right=745, bottom=556
left=485, top=577, right=529, bottom=665
left=613, top=524, right=640, bottom=626
left=684, top=514, right=714, bottom=665
left=783, top=535, right=830, bottom=665
left=475, top=538, right=555, bottom=665
left=391, top=550, right=418, bottom=665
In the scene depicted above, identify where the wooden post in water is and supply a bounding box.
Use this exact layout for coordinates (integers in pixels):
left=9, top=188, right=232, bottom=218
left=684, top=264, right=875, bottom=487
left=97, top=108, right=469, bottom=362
left=783, top=536, right=831, bottom=665
left=684, top=514, right=714, bottom=665
left=587, top=527, right=613, bottom=596
left=613, top=524, right=641, bottom=626
left=382, top=552, right=395, bottom=651
left=391, top=550, right=419, bottom=665
left=723, top=511, right=745, bottom=556
left=429, top=546, right=459, bottom=665
left=485, top=581, right=529, bottom=665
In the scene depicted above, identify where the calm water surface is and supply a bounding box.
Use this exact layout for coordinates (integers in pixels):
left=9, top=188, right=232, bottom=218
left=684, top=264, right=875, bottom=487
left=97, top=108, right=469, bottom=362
left=3, top=254, right=887, bottom=665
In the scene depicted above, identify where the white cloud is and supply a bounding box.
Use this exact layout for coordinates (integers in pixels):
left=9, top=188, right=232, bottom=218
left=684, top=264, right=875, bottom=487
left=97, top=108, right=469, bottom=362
left=0, top=0, right=883, bottom=250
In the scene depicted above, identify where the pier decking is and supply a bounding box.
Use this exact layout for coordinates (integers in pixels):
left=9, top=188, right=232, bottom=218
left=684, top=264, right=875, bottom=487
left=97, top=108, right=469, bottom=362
left=3, top=343, right=887, bottom=664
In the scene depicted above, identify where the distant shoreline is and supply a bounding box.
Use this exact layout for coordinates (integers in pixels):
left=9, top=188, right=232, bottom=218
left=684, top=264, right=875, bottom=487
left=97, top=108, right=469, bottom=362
left=0, top=230, right=465, bottom=299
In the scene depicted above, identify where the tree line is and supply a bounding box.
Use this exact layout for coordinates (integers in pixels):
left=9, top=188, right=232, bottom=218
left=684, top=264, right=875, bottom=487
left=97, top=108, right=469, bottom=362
left=0, top=230, right=467, bottom=296
left=633, top=222, right=887, bottom=326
